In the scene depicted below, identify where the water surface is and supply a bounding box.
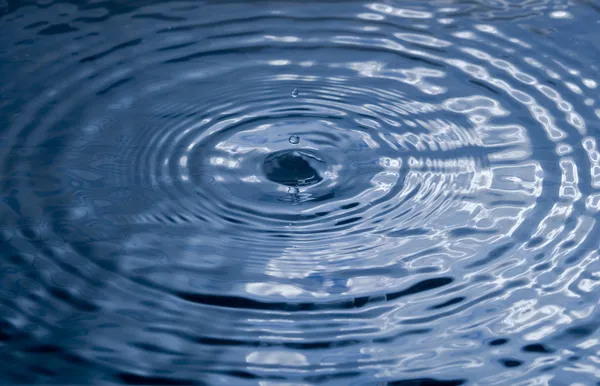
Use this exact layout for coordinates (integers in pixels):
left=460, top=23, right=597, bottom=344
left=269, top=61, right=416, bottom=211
left=1, top=0, right=600, bottom=385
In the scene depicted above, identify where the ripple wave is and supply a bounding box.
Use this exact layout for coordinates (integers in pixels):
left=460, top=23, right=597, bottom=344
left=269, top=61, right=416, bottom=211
left=1, top=1, right=600, bottom=385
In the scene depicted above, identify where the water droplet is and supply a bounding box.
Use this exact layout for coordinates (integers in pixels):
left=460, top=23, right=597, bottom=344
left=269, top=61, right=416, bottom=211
left=289, top=135, right=300, bottom=144
left=291, top=88, right=298, bottom=98
left=288, top=187, right=299, bottom=194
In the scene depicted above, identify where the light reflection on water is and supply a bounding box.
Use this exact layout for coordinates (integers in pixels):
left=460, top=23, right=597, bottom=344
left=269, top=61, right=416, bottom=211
left=0, top=0, right=599, bottom=385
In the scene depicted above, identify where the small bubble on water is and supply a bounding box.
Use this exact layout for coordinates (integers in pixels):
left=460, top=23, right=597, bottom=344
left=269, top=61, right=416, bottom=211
left=289, top=135, right=300, bottom=144
left=291, top=88, right=298, bottom=98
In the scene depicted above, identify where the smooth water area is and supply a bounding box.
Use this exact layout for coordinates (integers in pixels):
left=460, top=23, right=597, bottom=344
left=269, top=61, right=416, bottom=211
left=1, top=1, right=600, bottom=385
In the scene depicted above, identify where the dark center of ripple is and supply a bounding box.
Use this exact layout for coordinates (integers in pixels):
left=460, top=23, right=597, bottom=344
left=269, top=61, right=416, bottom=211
left=263, top=149, right=325, bottom=187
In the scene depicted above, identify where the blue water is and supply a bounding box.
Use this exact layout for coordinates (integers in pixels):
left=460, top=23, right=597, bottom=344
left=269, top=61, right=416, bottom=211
left=1, top=1, right=600, bottom=385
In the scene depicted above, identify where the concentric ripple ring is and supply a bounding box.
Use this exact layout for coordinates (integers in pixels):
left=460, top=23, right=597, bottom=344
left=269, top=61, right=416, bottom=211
left=0, top=1, right=599, bottom=385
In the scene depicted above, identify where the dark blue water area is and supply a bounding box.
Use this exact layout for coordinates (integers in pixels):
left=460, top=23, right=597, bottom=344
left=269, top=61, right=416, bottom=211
left=1, top=0, right=600, bottom=385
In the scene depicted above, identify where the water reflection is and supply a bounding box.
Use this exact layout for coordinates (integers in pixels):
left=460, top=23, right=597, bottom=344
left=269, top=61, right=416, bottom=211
left=0, top=0, right=599, bottom=385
